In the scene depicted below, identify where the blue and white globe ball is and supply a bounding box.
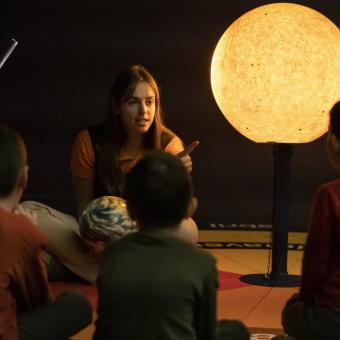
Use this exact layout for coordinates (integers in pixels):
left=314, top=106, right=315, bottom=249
left=79, top=196, right=137, bottom=242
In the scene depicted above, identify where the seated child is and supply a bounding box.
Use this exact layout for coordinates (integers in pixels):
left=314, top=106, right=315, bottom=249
left=0, top=125, right=92, bottom=340
left=281, top=101, right=340, bottom=340
left=94, top=151, right=250, bottom=340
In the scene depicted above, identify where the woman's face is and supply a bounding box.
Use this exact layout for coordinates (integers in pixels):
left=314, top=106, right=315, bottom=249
left=118, top=81, right=156, bottom=136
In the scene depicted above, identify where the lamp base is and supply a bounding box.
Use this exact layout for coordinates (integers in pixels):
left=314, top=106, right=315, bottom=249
left=240, top=273, right=300, bottom=287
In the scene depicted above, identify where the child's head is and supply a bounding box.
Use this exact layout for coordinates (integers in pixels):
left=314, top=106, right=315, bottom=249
left=79, top=196, right=137, bottom=256
left=124, top=151, right=197, bottom=230
left=327, top=101, right=340, bottom=170
left=0, top=125, right=28, bottom=201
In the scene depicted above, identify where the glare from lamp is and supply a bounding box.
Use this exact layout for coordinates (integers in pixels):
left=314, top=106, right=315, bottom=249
left=211, top=3, right=340, bottom=143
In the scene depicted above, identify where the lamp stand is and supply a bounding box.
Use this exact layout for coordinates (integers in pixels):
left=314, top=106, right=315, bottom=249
left=240, top=143, right=300, bottom=287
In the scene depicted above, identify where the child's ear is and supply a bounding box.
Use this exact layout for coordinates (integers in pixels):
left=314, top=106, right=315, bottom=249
left=330, top=133, right=340, bottom=151
left=327, top=133, right=340, bottom=170
left=18, top=165, right=28, bottom=191
left=185, top=197, right=198, bottom=219
left=334, top=138, right=340, bottom=154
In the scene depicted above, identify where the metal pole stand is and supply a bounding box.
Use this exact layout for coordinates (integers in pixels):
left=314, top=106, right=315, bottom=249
left=240, top=144, right=300, bottom=287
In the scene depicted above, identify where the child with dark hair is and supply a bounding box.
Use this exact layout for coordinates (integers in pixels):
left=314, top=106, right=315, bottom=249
left=0, top=125, right=92, bottom=340
left=280, top=101, right=340, bottom=340
left=94, top=151, right=249, bottom=340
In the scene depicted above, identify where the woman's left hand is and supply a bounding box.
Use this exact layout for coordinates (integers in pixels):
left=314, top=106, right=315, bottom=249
left=176, top=140, right=199, bottom=173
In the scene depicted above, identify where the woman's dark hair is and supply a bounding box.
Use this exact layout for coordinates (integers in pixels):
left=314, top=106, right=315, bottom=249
left=0, top=125, right=26, bottom=197
left=329, top=101, right=340, bottom=140
left=97, top=65, right=165, bottom=194
left=124, top=151, right=193, bottom=229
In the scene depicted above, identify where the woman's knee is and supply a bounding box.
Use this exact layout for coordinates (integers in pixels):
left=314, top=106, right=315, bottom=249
left=21, top=200, right=40, bottom=209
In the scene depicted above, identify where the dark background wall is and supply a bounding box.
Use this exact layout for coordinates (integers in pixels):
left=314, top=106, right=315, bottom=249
left=1, top=0, right=339, bottom=229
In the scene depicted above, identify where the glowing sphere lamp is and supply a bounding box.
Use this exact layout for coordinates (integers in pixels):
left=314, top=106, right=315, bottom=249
left=211, top=3, right=340, bottom=286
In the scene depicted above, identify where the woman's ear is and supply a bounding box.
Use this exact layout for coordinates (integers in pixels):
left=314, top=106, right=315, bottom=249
left=185, top=197, right=198, bottom=219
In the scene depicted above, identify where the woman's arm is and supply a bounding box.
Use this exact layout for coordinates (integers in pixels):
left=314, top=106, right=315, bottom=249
left=71, top=129, right=96, bottom=218
left=72, top=175, right=95, bottom=219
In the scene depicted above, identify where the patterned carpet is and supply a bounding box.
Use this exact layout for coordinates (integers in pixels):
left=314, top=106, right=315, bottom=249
left=198, top=230, right=306, bottom=250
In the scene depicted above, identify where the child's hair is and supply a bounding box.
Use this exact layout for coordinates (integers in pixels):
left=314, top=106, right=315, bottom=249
left=0, top=125, right=26, bottom=197
left=124, top=151, right=193, bottom=229
left=329, top=101, right=340, bottom=140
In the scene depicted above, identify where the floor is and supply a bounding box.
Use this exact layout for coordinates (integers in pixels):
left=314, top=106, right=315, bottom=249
left=72, top=230, right=306, bottom=339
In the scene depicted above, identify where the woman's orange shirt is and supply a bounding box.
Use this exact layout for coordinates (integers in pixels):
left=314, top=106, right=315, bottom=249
left=70, top=129, right=184, bottom=179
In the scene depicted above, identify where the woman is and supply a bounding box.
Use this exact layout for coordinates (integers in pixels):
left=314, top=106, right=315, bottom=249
left=71, top=65, right=198, bottom=220
left=23, top=65, right=198, bottom=283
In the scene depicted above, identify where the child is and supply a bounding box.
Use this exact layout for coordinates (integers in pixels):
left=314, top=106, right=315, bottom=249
left=0, top=125, right=92, bottom=340
left=281, top=101, right=340, bottom=340
left=94, top=151, right=249, bottom=340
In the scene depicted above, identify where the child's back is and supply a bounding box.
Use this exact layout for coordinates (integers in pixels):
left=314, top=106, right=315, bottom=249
left=95, top=231, right=217, bottom=340
left=94, top=151, right=250, bottom=340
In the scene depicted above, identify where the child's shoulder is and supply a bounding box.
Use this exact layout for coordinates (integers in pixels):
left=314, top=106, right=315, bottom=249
left=0, top=208, right=33, bottom=229
left=317, top=178, right=340, bottom=196
left=165, top=235, right=216, bottom=265
left=110, top=231, right=214, bottom=262
left=0, top=208, right=43, bottom=248
left=190, top=244, right=216, bottom=263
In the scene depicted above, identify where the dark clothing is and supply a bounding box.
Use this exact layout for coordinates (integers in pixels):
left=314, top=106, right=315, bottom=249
left=282, top=179, right=340, bottom=339
left=282, top=294, right=340, bottom=340
left=44, top=252, right=89, bottom=283
left=18, top=290, right=92, bottom=340
left=218, top=320, right=250, bottom=340
left=94, top=231, right=219, bottom=340
left=300, top=178, right=340, bottom=307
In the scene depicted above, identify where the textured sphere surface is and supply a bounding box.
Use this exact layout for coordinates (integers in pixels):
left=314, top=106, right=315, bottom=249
left=79, top=196, right=137, bottom=241
left=211, top=3, right=340, bottom=143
